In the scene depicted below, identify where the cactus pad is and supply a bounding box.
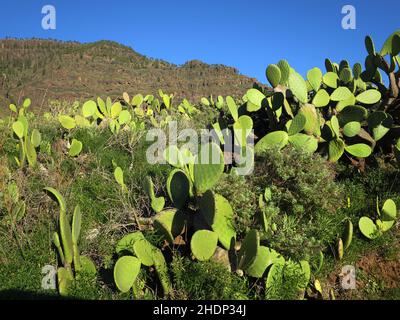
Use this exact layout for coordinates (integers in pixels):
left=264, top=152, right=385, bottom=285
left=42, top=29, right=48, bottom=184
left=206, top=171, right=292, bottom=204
left=113, top=256, right=141, bottom=293
left=193, top=142, right=224, bottom=194
left=198, top=191, right=236, bottom=250
left=190, top=230, right=218, bottom=261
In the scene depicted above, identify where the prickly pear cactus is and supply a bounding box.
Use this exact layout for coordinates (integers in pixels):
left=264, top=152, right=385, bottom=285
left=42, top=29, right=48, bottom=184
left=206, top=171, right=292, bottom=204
left=198, top=191, right=236, bottom=250
left=193, top=142, right=224, bottom=194
left=114, top=256, right=141, bottom=293
left=154, top=208, right=186, bottom=244
left=166, top=169, right=190, bottom=209
left=190, top=230, right=218, bottom=261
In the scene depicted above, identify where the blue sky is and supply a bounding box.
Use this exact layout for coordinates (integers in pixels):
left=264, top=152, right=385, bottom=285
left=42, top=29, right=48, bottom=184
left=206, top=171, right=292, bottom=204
left=0, top=0, right=399, bottom=83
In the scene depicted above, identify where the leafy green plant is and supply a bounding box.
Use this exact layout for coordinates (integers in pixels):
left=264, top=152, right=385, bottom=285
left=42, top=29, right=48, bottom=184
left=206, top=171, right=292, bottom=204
left=225, top=31, right=400, bottom=164
left=113, top=231, right=171, bottom=297
left=359, top=198, right=398, bottom=239
left=44, top=187, right=96, bottom=296
left=265, top=259, right=311, bottom=300
left=0, top=181, right=27, bottom=258
left=11, top=113, right=41, bottom=168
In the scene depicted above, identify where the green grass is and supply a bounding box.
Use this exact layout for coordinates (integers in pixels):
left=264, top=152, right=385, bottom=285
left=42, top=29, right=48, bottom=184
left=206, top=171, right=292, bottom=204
left=0, top=108, right=399, bottom=301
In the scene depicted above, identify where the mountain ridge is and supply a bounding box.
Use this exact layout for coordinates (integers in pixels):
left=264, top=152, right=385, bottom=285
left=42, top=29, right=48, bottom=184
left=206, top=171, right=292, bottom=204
left=0, top=38, right=258, bottom=112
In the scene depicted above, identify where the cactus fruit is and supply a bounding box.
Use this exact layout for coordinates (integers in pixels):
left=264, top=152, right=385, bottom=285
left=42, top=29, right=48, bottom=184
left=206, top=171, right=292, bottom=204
left=113, top=256, right=141, bottom=293
left=68, top=139, right=83, bottom=157
left=166, top=169, right=190, bottom=209
left=190, top=230, right=218, bottom=261
left=254, top=131, right=289, bottom=154
left=266, top=64, right=282, bottom=88
left=288, top=72, right=308, bottom=103
left=198, top=191, right=236, bottom=250
left=193, top=142, right=224, bottom=194
left=154, top=208, right=185, bottom=244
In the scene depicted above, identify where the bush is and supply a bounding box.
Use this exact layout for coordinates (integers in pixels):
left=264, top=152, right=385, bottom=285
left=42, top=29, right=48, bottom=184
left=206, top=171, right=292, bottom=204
left=171, top=255, right=248, bottom=300
left=250, top=146, right=345, bottom=260
left=214, top=173, right=258, bottom=237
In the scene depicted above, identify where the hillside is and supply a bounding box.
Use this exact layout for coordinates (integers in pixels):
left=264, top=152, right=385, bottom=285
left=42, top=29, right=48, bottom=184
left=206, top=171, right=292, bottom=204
left=0, top=38, right=257, bottom=112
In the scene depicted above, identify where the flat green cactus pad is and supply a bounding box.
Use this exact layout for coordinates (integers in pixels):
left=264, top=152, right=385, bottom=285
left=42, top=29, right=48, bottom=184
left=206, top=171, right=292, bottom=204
left=198, top=191, right=236, bottom=250
left=113, top=256, right=141, bottom=293
left=193, top=142, right=224, bottom=194
left=190, top=230, right=218, bottom=261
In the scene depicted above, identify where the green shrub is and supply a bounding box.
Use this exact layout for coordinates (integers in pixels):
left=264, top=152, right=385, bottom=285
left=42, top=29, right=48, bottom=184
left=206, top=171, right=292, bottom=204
left=250, top=146, right=345, bottom=260
left=214, top=173, right=258, bottom=237
left=171, top=255, right=248, bottom=300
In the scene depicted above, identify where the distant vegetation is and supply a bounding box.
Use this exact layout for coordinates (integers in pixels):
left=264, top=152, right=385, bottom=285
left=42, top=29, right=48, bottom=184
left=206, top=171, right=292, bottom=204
left=0, top=38, right=256, bottom=116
